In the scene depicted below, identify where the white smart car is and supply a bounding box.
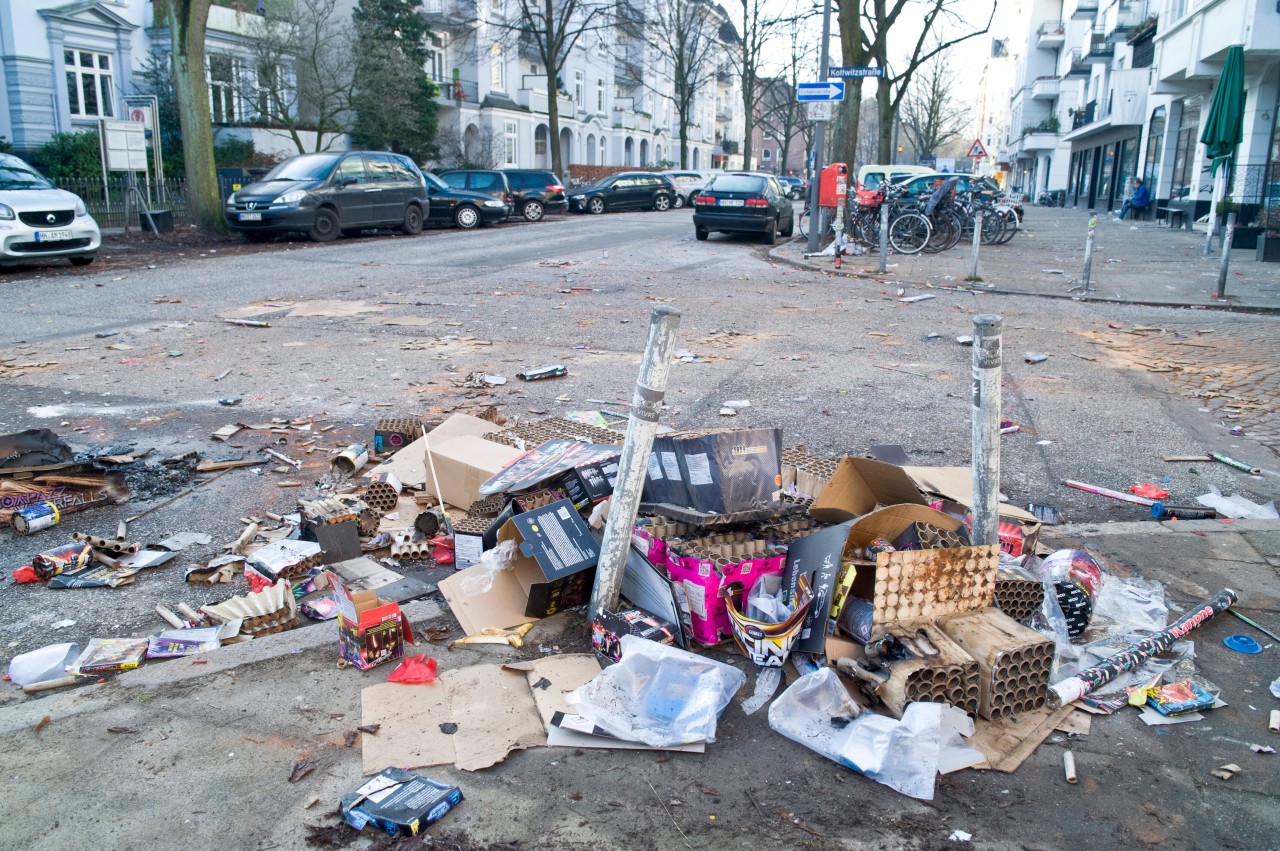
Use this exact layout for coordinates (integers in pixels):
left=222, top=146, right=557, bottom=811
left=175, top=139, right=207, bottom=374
left=0, top=153, right=100, bottom=267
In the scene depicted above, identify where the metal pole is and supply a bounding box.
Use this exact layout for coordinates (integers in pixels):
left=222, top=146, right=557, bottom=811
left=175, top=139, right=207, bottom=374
left=1216, top=211, right=1236, bottom=298
left=878, top=200, right=888, bottom=272
left=971, top=314, right=1003, bottom=548
left=589, top=306, right=682, bottom=617
left=969, top=210, right=983, bottom=279
left=805, top=0, right=833, bottom=253
left=1081, top=210, right=1097, bottom=291
left=1204, top=167, right=1224, bottom=257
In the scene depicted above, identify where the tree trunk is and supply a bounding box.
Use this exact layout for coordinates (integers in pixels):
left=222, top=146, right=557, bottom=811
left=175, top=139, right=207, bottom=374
left=837, top=0, right=863, bottom=172
left=546, top=65, right=563, bottom=179
left=877, top=75, right=893, bottom=163
left=167, top=0, right=221, bottom=230
left=678, top=100, right=690, bottom=168
left=741, top=79, right=753, bottom=168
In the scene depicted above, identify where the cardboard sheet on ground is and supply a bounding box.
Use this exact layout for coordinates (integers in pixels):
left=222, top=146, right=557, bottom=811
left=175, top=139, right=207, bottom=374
left=377, top=495, right=422, bottom=533
left=963, top=703, right=1074, bottom=772
left=902, top=466, right=1040, bottom=525
left=361, top=664, right=545, bottom=774
left=438, top=562, right=536, bottom=635
left=286, top=299, right=385, bottom=317
left=328, top=556, right=432, bottom=604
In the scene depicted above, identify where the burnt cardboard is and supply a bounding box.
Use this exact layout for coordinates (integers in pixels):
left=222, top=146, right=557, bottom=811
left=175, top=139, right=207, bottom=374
left=667, top=428, right=783, bottom=515
left=312, top=520, right=362, bottom=565
left=783, top=521, right=856, bottom=655
left=502, top=499, right=600, bottom=617
left=426, top=434, right=522, bottom=510
left=844, top=504, right=967, bottom=602
left=809, top=456, right=927, bottom=524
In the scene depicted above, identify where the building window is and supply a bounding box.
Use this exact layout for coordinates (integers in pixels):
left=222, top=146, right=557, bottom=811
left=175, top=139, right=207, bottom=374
left=64, top=49, right=114, bottom=118
left=574, top=70, right=584, bottom=105
left=596, top=77, right=605, bottom=112
left=255, top=61, right=283, bottom=118
left=491, top=43, right=505, bottom=90
left=1143, top=106, right=1165, bottom=188
left=209, top=54, right=241, bottom=124
left=1170, top=96, right=1201, bottom=199
left=504, top=121, right=518, bottom=166
left=427, top=35, right=446, bottom=83
left=534, top=130, right=547, bottom=157
left=762, top=148, right=772, bottom=161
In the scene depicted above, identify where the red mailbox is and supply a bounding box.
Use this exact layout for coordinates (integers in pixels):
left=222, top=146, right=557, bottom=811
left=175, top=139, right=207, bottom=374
left=818, top=162, right=848, bottom=208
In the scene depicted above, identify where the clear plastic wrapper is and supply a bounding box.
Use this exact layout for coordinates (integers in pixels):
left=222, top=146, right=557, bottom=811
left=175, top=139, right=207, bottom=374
left=6, top=642, right=79, bottom=686
left=459, top=539, right=517, bottom=596
left=565, top=634, right=746, bottom=747
left=767, top=668, right=982, bottom=801
left=1196, top=486, right=1279, bottom=520
left=740, top=666, right=783, bottom=716
left=1092, top=575, right=1168, bottom=635
left=745, top=578, right=793, bottom=624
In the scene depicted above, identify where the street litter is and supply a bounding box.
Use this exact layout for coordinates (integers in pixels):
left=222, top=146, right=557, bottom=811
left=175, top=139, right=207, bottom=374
left=341, top=768, right=461, bottom=836
left=1250, top=744, right=1275, bottom=754
left=70, top=638, right=148, bottom=674
left=1195, top=487, right=1277, bottom=520
left=1210, top=452, right=1261, bottom=476
left=1211, top=763, right=1241, bottom=780
left=516, top=365, right=568, bottom=381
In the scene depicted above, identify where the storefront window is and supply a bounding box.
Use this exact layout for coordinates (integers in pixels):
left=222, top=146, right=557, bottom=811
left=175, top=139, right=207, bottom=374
left=1144, top=107, right=1166, bottom=189
left=1117, top=138, right=1139, bottom=206
left=1170, top=96, right=1202, bottom=199
left=1079, top=148, right=1093, bottom=200
left=1098, top=143, right=1117, bottom=208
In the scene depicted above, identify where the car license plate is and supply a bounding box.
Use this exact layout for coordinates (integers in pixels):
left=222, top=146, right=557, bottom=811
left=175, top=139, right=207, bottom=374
left=34, top=230, right=73, bottom=242
left=238, top=212, right=263, bottom=221
left=718, top=199, right=745, bottom=207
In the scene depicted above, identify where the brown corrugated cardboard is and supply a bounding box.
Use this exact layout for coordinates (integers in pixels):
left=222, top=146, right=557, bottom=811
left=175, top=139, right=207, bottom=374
left=426, top=434, right=523, bottom=510
left=438, top=564, right=534, bottom=634
left=902, top=465, right=1041, bottom=525
left=809, top=457, right=927, bottom=524
left=376, top=414, right=503, bottom=490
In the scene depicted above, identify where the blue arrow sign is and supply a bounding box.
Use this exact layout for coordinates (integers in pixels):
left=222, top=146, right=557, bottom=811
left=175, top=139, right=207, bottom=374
left=830, top=66, right=885, bottom=78
left=796, top=81, right=845, bottom=102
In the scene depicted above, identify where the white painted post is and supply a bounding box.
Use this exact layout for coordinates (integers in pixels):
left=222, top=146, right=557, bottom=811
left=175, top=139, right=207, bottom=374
left=971, top=315, right=1003, bottom=548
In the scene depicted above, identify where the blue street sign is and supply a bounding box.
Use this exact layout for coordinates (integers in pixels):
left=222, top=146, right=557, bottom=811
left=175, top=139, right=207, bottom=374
left=830, top=66, right=885, bottom=78
left=796, top=81, right=845, bottom=102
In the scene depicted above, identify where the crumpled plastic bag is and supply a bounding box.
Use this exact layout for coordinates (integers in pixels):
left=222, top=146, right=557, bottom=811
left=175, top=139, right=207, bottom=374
left=460, top=539, right=517, bottom=596
left=7, top=642, right=79, bottom=686
left=1196, top=486, right=1279, bottom=520
left=565, top=635, right=746, bottom=747
left=387, top=654, right=438, bottom=684
left=1092, top=575, right=1168, bottom=635
left=768, top=668, right=983, bottom=800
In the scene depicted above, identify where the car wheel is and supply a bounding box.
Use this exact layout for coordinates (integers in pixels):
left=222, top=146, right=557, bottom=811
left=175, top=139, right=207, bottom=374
left=672, top=193, right=686, bottom=209
left=760, top=219, right=777, bottom=245
left=654, top=194, right=672, bottom=212
left=587, top=196, right=606, bottom=215
left=522, top=200, right=545, bottom=222
left=308, top=208, right=340, bottom=242
left=68, top=255, right=95, bottom=266
left=400, top=204, right=423, bottom=235
left=695, top=226, right=709, bottom=241
left=781, top=215, right=794, bottom=237
left=241, top=231, right=275, bottom=243
left=454, top=205, right=480, bottom=229
left=688, top=191, right=700, bottom=207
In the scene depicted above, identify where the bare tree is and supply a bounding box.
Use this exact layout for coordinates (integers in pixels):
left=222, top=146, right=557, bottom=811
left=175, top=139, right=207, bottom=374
left=631, top=0, right=720, bottom=169
left=898, top=49, right=970, bottom=162
left=726, top=0, right=789, bottom=169
left=756, top=27, right=814, bottom=175
left=834, top=0, right=870, bottom=173
left=165, top=0, right=220, bottom=228
left=434, top=126, right=504, bottom=169
left=865, top=2, right=996, bottom=163
left=239, top=0, right=355, bottom=154
left=492, top=0, right=613, bottom=178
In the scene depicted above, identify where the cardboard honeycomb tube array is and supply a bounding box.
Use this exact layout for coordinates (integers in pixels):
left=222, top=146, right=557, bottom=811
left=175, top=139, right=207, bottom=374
left=364, top=473, right=403, bottom=514
left=993, top=572, right=1046, bottom=624
left=870, top=619, right=981, bottom=718
left=937, top=607, right=1054, bottom=720
left=299, top=496, right=360, bottom=526
left=871, top=544, right=999, bottom=624
left=201, top=579, right=298, bottom=636
left=780, top=446, right=839, bottom=499
left=483, top=416, right=625, bottom=450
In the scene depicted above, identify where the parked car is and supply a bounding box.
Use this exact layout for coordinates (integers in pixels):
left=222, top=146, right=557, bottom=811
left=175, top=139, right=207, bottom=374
left=657, top=174, right=688, bottom=208
left=855, top=164, right=934, bottom=191
left=777, top=175, right=806, bottom=199
left=0, top=153, right=100, bottom=266
left=567, top=171, right=675, bottom=214
left=894, top=173, right=1025, bottom=218
left=226, top=151, right=428, bottom=242
left=662, top=170, right=715, bottom=205
left=422, top=171, right=511, bottom=229
left=438, top=169, right=515, bottom=215
left=692, top=172, right=794, bottom=243
left=499, top=169, right=568, bottom=221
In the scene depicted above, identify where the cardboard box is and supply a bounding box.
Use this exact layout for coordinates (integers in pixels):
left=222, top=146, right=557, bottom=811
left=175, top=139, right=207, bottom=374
left=809, top=456, right=927, bottom=524
left=425, top=433, right=522, bottom=511
left=592, top=607, right=680, bottom=663
left=341, top=768, right=462, bottom=836
left=327, top=571, right=415, bottom=670
left=374, top=418, right=425, bottom=454
left=902, top=465, right=1042, bottom=525
left=655, top=428, right=783, bottom=515
left=377, top=413, right=502, bottom=490
left=501, top=499, right=600, bottom=618
left=782, top=521, right=856, bottom=654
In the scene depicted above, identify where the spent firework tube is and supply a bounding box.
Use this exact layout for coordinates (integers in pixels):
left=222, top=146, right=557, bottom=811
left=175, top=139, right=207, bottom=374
left=12, top=502, right=61, bottom=535
left=1049, top=587, right=1238, bottom=706
left=1151, top=502, right=1218, bottom=521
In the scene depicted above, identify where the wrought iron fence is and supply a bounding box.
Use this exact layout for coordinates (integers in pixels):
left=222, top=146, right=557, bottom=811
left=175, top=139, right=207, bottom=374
left=1236, top=162, right=1280, bottom=235
left=53, top=177, right=193, bottom=229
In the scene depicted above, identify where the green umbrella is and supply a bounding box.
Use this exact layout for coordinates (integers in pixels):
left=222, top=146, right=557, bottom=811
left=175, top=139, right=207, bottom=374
left=1199, top=44, right=1244, bottom=176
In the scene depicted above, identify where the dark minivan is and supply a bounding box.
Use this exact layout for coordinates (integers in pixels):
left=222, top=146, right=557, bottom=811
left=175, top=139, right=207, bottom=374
left=500, top=169, right=568, bottom=221
left=226, top=151, right=428, bottom=242
left=692, top=173, right=794, bottom=243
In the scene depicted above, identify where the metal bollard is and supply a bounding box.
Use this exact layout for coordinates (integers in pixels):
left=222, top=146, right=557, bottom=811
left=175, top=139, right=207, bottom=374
left=1081, top=211, right=1097, bottom=292
left=970, top=315, right=1003, bottom=548
left=968, top=211, right=983, bottom=279
left=1215, top=211, right=1236, bottom=299
left=879, top=202, right=889, bottom=273
left=588, top=306, right=682, bottom=617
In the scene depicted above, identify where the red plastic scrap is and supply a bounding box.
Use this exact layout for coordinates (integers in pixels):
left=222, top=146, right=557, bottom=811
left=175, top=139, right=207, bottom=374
left=387, top=654, right=438, bottom=684
left=1129, top=484, right=1170, bottom=499
left=12, top=566, right=39, bottom=583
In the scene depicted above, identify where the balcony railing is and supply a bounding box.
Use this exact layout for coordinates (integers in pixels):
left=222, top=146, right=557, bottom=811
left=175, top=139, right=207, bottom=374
left=1072, top=0, right=1099, bottom=16
left=1086, top=42, right=1115, bottom=61
left=437, top=77, right=479, bottom=103
left=1031, top=77, right=1060, bottom=99
left=1071, top=99, right=1097, bottom=129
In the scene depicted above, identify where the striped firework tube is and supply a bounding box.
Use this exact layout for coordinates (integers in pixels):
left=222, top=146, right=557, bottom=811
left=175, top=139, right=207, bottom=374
left=1049, top=588, right=1238, bottom=706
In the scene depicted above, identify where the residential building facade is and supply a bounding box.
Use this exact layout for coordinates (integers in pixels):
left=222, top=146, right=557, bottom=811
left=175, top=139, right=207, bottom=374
left=997, top=0, right=1279, bottom=222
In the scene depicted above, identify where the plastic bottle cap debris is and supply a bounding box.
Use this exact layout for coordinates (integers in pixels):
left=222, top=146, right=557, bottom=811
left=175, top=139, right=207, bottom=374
left=1223, top=634, right=1262, bottom=654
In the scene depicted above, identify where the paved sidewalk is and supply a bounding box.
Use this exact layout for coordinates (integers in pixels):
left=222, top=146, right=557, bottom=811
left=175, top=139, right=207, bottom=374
left=774, top=207, right=1280, bottom=312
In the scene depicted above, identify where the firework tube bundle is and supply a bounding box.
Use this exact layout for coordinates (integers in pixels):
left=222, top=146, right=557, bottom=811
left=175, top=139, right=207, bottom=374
left=1049, top=588, right=1238, bottom=706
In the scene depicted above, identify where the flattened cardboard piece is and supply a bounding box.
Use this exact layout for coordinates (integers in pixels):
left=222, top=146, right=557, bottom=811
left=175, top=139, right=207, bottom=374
left=967, top=703, right=1074, bottom=772
left=438, top=564, right=538, bottom=635
left=845, top=504, right=963, bottom=549
left=1055, top=709, right=1092, bottom=736
left=328, top=556, right=405, bottom=592
left=428, top=435, right=523, bottom=511
left=783, top=521, right=856, bottom=655
left=810, top=457, right=927, bottom=524
left=377, top=495, right=421, bottom=533
left=360, top=664, right=545, bottom=775
left=447, top=664, right=546, bottom=771
left=504, top=654, right=602, bottom=729
left=902, top=466, right=1041, bottom=525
